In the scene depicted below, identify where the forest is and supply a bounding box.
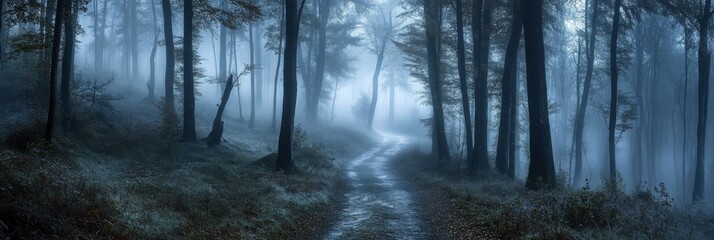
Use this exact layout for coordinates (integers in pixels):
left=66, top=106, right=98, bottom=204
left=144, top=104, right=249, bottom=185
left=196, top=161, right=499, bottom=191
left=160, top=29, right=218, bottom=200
left=1, top=0, right=714, bottom=239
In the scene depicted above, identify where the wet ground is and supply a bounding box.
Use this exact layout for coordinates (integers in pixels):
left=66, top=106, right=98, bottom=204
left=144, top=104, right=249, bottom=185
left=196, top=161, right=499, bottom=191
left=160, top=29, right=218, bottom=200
left=325, top=134, right=433, bottom=240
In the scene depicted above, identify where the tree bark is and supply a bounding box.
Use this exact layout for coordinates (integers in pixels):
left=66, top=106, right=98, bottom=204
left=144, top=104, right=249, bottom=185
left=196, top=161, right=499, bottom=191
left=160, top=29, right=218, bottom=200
left=523, top=0, right=556, bottom=190
left=219, top=15, right=227, bottom=92
left=276, top=0, right=302, bottom=173
left=496, top=0, right=522, bottom=176
left=60, top=0, right=77, bottom=131
left=131, top=0, right=139, bottom=80
left=161, top=0, right=175, bottom=110
left=681, top=22, right=691, bottom=201
left=308, top=0, right=332, bottom=122
left=455, top=0, right=474, bottom=165
left=473, top=0, right=494, bottom=172
left=256, top=23, right=263, bottom=106
left=367, top=36, right=388, bottom=130
left=45, top=0, right=66, bottom=142
left=182, top=0, right=196, bottom=141
left=693, top=0, right=711, bottom=202
left=205, top=75, right=234, bottom=146
left=249, top=23, right=256, bottom=129
left=608, top=0, right=621, bottom=189
left=424, top=0, right=450, bottom=165
left=146, top=0, right=159, bottom=102
left=389, top=73, right=395, bottom=125
left=632, top=21, right=644, bottom=187
left=272, top=3, right=285, bottom=132
left=95, top=0, right=107, bottom=74
left=574, top=0, right=599, bottom=186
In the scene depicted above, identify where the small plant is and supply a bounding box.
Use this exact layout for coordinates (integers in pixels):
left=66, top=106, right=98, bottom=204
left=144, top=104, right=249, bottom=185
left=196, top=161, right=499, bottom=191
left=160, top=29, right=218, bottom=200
left=293, top=124, right=307, bottom=151
left=156, top=98, right=180, bottom=153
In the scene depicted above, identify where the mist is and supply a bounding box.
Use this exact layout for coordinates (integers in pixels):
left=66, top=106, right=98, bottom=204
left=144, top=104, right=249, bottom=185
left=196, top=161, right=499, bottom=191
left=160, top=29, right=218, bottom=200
left=1, top=0, right=713, bottom=239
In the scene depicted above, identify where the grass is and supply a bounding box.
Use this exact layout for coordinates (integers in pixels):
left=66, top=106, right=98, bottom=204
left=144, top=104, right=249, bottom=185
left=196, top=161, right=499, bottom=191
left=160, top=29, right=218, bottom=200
left=0, top=102, right=375, bottom=239
left=393, top=146, right=714, bottom=240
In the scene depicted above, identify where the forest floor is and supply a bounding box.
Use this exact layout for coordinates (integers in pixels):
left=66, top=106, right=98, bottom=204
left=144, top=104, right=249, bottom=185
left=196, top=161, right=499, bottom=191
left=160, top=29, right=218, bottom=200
left=0, top=100, right=377, bottom=239
left=389, top=145, right=714, bottom=240
left=2, top=97, right=714, bottom=239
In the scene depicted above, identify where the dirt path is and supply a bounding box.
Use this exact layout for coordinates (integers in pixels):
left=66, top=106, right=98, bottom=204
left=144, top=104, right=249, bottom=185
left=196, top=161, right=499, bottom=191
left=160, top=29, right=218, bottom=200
left=324, top=134, right=433, bottom=240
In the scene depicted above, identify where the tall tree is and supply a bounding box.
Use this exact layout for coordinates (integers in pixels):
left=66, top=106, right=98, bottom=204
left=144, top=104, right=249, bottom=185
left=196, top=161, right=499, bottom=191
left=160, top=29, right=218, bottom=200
left=146, top=0, right=159, bottom=102
left=249, top=23, right=256, bottom=129
left=523, top=0, right=556, bottom=190
left=308, top=0, right=333, bottom=121
left=272, top=2, right=285, bottom=132
left=93, top=0, right=107, bottom=74
left=183, top=0, right=196, bottom=141
left=631, top=21, right=644, bottom=187
left=276, top=0, right=303, bottom=173
left=366, top=5, right=395, bottom=130
left=658, top=0, right=714, bottom=202
left=161, top=0, right=175, bottom=110
left=45, top=0, right=66, bottom=142
left=455, top=0, right=473, bottom=164
left=424, top=0, right=450, bottom=164
left=608, top=0, right=622, bottom=188
left=573, top=0, right=599, bottom=186
left=219, top=16, right=227, bottom=91
left=471, top=0, right=494, bottom=173
left=693, top=0, right=711, bottom=202
left=255, top=22, right=263, bottom=106
left=60, top=0, right=77, bottom=131
left=496, top=0, right=523, bottom=176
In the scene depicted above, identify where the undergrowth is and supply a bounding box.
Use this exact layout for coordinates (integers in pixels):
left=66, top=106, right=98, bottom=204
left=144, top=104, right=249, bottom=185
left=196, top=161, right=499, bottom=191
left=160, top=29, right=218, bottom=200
left=396, top=147, right=712, bottom=240
left=0, top=142, right=126, bottom=239
left=0, top=106, right=365, bottom=239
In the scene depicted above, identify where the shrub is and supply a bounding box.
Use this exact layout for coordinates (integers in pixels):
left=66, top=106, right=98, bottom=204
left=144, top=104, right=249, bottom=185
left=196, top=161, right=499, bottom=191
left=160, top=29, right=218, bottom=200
left=4, top=124, right=42, bottom=152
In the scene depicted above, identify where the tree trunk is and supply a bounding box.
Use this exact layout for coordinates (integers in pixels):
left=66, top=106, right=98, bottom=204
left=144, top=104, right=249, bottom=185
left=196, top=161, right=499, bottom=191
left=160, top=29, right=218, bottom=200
left=146, top=0, right=158, bottom=102
left=309, top=0, right=332, bottom=122
left=632, top=21, right=644, bottom=187
left=508, top=60, right=520, bottom=178
left=130, top=0, right=139, bottom=80
left=272, top=3, right=285, bottom=132
left=276, top=0, right=301, bottom=173
left=608, top=0, right=621, bottom=189
left=205, top=75, right=234, bottom=146
left=45, top=0, right=66, bottom=142
left=424, top=0, right=450, bottom=165
left=122, top=1, right=129, bottom=78
left=693, top=0, right=711, bottom=202
left=473, top=0, right=494, bottom=173
left=161, top=0, right=175, bottom=110
left=182, top=0, right=196, bottom=141
left=95, top=0, right=107, bottom=74
left=249, top=23, right=256, bottom=129
left=681, top=23, right=691, bottom=201
left=40, top=0, right=57, bottom=84
left=60, top=0, right=76, bottom=131
left=256, top=23, right=263, bottom=106
left=233, top=30, right=245, bottom=121
left=496, top=0, right=522, bottom=176
left=523, top=0, right=556, bottom=190
left=574, top=0, right=599, bottom=186
left=331, top=78, right=339, bottom=123
left=455, top=0, right=473, bottom=165
left=367, top=38, right=387, bottom=129
left=389, top=74, right=395, bottom=125
left=219, top=23, right=227, bottom=92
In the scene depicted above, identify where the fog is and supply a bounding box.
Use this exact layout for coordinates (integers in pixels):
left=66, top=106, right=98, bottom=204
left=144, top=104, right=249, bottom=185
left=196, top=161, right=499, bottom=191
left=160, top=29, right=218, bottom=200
left=1, top=0, right=714, bottom=238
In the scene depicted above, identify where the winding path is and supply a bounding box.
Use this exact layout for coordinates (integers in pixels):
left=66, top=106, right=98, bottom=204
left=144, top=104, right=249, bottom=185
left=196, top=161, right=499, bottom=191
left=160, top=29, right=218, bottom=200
left=325, top=134, right=431, bottom=239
